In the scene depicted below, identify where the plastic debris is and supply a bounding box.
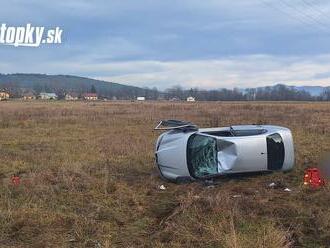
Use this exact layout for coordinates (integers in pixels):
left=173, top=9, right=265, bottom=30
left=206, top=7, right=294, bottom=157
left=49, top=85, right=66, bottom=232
left=232, top=194, right=242, bottom=198
left=267, top=181, right=287, bottom=189
left=268, top=181, right=292, bottom=192
left=159, top=185, right=166, bottom=190
left=268, top=182, right=276, bottom=188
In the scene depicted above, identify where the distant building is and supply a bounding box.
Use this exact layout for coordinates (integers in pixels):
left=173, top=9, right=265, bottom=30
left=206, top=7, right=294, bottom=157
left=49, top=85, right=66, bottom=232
left=187, top=96, right=196, bottom=102
left=0, top=91, right=10, bottom=101
left=65, top=93, right=79, bottom=101
left=169, top=97, right=180, bottom=102
left=82, top=93, right=98, bottom=101
left=137, top=96, right=146, bottom=101
left=22, top=92, right=36, bottom=100
left=39, top=92, right=58, bottom=100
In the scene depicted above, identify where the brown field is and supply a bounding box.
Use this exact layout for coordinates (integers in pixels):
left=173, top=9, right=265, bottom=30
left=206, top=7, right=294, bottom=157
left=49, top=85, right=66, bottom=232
left=0, top=101, right=330, bottom=248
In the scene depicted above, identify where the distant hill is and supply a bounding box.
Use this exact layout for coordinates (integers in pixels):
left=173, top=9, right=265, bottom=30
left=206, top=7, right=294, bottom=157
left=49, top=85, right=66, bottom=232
left=0, top=73, right=329, bottom=100
left=0, top=73, right=151, bottom=99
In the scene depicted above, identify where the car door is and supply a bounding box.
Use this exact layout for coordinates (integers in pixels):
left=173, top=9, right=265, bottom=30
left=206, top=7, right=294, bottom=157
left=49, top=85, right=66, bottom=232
left=230, top=135, right=268, bottom=172
left=219, top=126, right=268, bottom=173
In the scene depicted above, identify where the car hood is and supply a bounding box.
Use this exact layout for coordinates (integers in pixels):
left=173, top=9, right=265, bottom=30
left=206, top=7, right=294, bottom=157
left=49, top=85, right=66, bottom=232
left=155, top=131, right=192, bottom=180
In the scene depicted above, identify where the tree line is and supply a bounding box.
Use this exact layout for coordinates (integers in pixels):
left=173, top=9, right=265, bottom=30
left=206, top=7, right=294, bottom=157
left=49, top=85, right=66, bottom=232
left=2, top=82, right=330, bottom=101
left=160, top=84, right=330, bottom=101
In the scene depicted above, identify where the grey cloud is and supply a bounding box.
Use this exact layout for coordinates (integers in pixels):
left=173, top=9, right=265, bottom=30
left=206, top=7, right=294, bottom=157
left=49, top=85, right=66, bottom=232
left=1, top=0, right=330, bottom=88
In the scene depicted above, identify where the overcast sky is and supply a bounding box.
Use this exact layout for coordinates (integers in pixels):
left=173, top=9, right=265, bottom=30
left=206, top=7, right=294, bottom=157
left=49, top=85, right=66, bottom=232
left=1, top=0, right=330, bottom=89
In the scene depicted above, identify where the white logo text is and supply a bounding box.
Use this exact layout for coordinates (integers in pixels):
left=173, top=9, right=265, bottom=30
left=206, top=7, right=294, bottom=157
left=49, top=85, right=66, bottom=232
left=0, top=23, right=63, bottom=47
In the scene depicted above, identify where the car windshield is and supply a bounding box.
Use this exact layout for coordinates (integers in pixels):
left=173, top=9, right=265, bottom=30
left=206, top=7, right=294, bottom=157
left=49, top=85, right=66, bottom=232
left=187, top=134, right=218, bottom=178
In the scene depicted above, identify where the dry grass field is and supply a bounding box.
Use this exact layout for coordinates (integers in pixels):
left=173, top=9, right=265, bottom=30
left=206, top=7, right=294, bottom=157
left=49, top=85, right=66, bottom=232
left=0, top=101, right=330, bottom=247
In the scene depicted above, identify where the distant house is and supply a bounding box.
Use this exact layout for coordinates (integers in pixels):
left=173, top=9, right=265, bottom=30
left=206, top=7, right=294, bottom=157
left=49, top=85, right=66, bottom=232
left=0, top=91, right=10, bottom=101
left=82, top=93, right=98, bottom=101
left=187, top=96, right=196, bottom=102
left=65, top=93, right=79, bottom=101
left=39, top=92, right=58, bottom=100
left=22, top=92, right=36, bottom=100
left=169, top=97, right=180, bottom=102
left=137, top=96, right=146, bottom=101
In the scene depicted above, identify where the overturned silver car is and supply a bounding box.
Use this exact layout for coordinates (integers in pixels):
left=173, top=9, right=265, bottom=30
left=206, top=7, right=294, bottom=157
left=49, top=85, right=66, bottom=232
left=155, top=120, right=294, bottom=182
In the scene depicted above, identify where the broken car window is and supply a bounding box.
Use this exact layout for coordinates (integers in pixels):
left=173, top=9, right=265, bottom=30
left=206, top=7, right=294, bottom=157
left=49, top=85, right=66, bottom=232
left=187, top=134, right=218, bottom=178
